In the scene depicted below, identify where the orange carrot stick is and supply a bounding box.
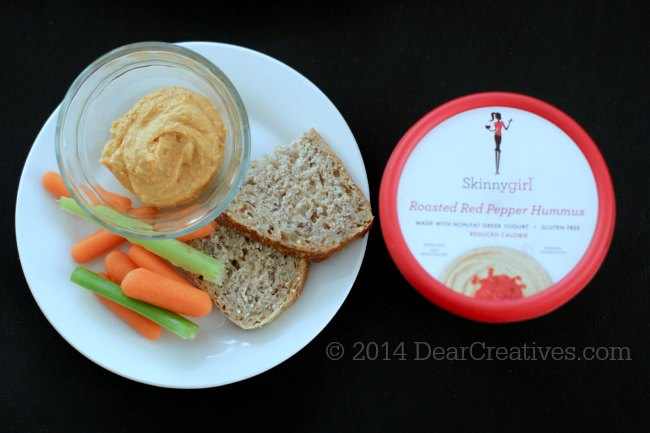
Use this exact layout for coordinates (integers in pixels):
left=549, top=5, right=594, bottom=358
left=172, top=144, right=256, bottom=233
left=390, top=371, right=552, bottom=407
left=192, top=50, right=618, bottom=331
left=104, top=250, right=138, bottom=284
left=80, top=184, right=131, bottom=213
left=71, top=229, right=125, bottom=263
left=95, top=184, right=132, bottom=212
left=79, top=184, right=100, bottom=204
left=130, top=205, right=158, bottom=218
left=97, top=271, right=121, bottom=285
left=95, top=294, right=162, bottom=340
left=121, top=268, right=212, bottom=317
left=42, top=171, right=71, bottom=198
left=176, top=221, right=217, bottom=242
left=128, top=244, right=189, bottom=284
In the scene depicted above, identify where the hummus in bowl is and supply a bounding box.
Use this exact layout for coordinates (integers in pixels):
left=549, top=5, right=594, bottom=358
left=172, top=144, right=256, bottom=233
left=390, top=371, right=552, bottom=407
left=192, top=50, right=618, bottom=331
left=440, top=247, right=553, bottom=300
left=101, top=87, right=226, bottom=208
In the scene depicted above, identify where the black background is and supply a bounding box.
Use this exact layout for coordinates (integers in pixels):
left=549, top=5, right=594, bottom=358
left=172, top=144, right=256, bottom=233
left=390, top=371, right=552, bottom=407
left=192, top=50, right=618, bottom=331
left=3, top=1, right=649, bottom=432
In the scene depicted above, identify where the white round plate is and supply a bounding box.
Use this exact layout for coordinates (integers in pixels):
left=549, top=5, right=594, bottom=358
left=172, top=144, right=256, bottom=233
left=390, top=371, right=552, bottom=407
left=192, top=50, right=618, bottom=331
left=15, top=42, right=369, bottom=388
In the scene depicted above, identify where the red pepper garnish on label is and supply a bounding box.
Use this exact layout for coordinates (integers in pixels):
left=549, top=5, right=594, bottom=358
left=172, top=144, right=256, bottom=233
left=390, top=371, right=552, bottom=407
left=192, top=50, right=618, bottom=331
left=473, top=267, right=526, bottom=300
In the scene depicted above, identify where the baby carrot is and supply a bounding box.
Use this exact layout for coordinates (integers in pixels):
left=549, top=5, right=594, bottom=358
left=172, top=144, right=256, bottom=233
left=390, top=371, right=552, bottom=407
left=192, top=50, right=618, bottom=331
left=176, top=221, right=217, bottom=242
left=71, top=229, right=125, bottom=263
left=95, top=294, right=163, bottom=340
left=71, top=267, right=198, bottom=340
left=121, top=268, right=212, bottom=317
left=130, top=205, right=158, bottom=218
left=128, top=244, right=189, bottom=284
left=95, top=184, right=132, bottom=212
left=80, top=184, right=131, bottom=213
left=104, top=250, right=137, bottom=284
left=42, top=171, right=71, bottom=198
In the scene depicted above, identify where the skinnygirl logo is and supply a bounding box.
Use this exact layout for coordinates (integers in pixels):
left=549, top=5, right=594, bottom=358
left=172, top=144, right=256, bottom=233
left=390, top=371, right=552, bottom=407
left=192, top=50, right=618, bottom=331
left=485, top=112, right=512, bottom=175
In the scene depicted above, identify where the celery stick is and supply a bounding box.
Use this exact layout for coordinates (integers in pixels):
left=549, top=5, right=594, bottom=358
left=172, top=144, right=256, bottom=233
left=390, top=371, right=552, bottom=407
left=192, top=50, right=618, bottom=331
left=71, top=267, right=198, bottom=340
left=94, top=205, right=152, bottom=231
left=58, top=196, right=95, bottom=223
left=58, top=196, right=151, bottom=231
left=58, top=197, right=224, bottom=283
left=129, top=238, right=225, bottom=284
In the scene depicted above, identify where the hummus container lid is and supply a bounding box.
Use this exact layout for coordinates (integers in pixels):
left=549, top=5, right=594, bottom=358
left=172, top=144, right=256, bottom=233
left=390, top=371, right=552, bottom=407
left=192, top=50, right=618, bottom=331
left=379, top=92, right=615, bottom=322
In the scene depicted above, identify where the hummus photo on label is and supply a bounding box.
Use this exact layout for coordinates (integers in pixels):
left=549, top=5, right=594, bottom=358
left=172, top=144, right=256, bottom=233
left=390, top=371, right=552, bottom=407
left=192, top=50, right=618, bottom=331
left=440, top=247, right=553, bottom=300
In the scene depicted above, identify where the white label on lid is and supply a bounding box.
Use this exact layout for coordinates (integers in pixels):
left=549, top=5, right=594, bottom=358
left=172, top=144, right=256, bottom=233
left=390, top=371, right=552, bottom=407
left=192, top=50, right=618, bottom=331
left=397, top=107, right=598, bottom=300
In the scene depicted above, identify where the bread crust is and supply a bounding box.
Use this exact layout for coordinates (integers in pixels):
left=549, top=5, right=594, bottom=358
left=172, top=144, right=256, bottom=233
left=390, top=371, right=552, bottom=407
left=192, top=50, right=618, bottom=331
left=217, top=213, right=372, bottom=262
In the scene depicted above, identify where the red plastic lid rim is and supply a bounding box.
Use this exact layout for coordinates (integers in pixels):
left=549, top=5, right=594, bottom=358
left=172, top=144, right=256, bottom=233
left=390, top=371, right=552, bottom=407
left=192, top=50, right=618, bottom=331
left=379, top=92, right=616, bottom=322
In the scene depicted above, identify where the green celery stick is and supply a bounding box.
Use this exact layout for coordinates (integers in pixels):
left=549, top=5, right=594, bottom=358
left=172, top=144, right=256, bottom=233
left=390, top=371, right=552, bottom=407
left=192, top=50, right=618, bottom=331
left=58, top=197, right=224, bottom=283
left=58, top=196, right=153, bottom=232
left=71, top=267, right=198, bottom=340
left=129, top=237, right=224, bottom=284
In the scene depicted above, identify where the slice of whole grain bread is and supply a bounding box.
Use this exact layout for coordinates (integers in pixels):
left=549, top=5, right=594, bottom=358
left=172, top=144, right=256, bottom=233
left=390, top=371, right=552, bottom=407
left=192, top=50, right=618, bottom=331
left=219, top=128, right=373, bottom=262
left=189, top=224, right=308, bottom=330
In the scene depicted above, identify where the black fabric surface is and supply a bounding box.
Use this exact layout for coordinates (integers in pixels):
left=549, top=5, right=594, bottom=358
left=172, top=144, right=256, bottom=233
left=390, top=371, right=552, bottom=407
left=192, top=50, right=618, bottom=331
left=3, top=2, right=649, bottom=432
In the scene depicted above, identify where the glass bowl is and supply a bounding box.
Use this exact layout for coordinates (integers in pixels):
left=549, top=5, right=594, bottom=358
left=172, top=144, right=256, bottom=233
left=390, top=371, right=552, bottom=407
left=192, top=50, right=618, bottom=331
left=56, top=41, right=250, bottom=239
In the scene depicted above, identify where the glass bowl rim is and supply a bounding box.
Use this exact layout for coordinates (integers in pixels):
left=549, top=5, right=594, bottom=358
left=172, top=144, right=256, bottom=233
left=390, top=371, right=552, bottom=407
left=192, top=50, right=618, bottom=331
left=55, top=41, right=251, bottom=240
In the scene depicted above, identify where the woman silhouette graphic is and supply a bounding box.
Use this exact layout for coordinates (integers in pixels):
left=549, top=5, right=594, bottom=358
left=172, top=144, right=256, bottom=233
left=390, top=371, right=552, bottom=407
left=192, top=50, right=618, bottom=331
left=485, top=112, right=512, bottom=174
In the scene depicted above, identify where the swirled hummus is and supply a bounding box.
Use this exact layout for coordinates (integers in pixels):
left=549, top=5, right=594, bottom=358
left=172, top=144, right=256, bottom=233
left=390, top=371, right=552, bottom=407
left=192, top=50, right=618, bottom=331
left=100, top=87, right=225, bottom=207
left=440, top=247, right=553, bottom=299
